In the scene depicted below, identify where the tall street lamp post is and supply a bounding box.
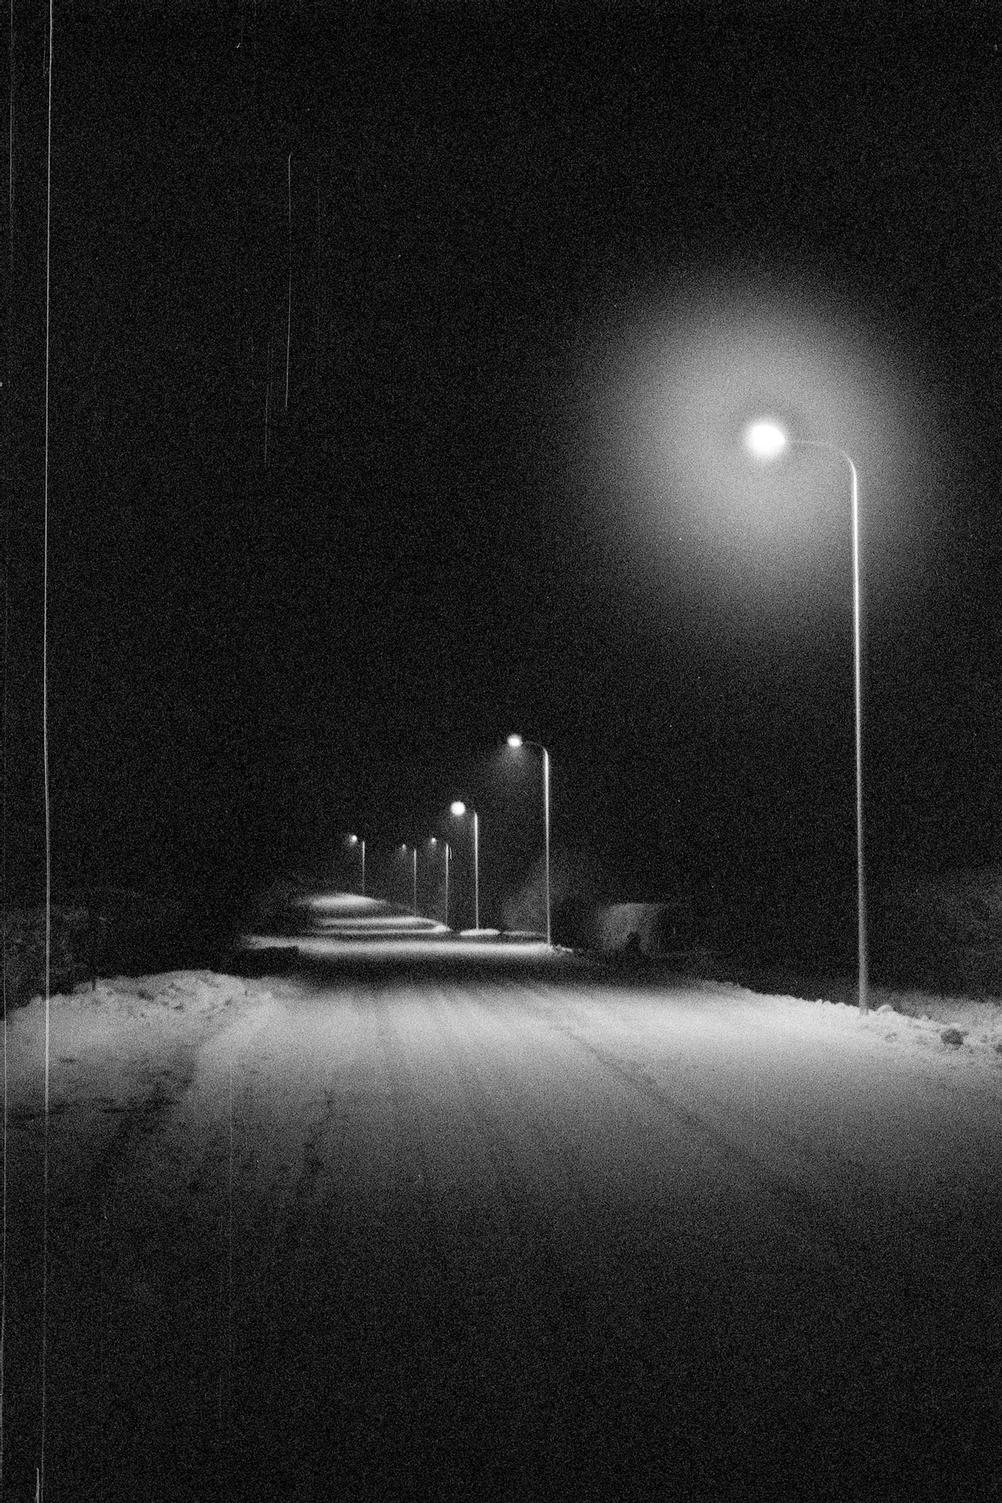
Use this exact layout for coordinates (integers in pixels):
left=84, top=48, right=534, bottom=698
left=450, top=802, right=479, bottom=931
left=506, top=735, right=552, bottom=946
left=745, top=419, right=868, bottom=1014
left=430, top=837, right=450, bottom=928
left=346, top=833, right=365, bottom=896
left=398, top=844, right=418, bottom=916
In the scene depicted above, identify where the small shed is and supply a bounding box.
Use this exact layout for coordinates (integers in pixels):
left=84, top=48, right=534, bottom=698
left=595, top=899, right=694, bottom=958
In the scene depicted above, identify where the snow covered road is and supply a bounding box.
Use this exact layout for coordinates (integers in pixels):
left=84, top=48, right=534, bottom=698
left=4, top=955, right=1001, bottom=1500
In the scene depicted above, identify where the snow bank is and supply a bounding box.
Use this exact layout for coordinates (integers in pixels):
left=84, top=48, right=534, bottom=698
left=4, top=970, right=275, bottom=1114
left=868, top=985, right=1002, bottom=1035
left=694, top=978, right=1002, bottom=1068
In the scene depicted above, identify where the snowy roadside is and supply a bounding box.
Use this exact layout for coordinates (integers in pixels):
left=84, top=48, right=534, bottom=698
left=710, top=973, right=1002, bottom=1061
left=5, top=968, right=1001, bottom=1111
left=4, top=971, right=281, bottom=1117
left=861, top=984, right=1002, bottom=1047
left=696, top=980, right=1002, bottom=1065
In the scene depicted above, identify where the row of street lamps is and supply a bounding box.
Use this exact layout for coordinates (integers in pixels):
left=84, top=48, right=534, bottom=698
left=381, top=838, right=447, bottom=923
left=345, top=734, right=552, bottom=944
left=344, top=420, right=867, bottom=1011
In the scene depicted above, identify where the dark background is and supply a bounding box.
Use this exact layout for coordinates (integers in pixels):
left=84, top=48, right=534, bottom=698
left=5, top=1, right=1001, bottom=953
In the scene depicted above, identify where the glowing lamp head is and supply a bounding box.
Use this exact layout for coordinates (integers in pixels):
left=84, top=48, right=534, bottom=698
left=745, top=419, right=788, bottom=461
left=507, top=734, right=523, bottom=748
left=450, top=801, right=467, bottom=817
left=347, top=833, right=358, bottom=845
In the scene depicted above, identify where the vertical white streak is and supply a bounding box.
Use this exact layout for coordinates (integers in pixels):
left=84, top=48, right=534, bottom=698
left=6, top=0, right=11, bottom=225
left=849, top=455, right=868, bottom=1016
left=227, top=1058, right=234, bottom=1422
left=0, top=583, right=6, bottom=1488
left=39, top=1, right=54, bottom=1495
left=1, top=0, right=13, bottom=1478
left=285, top=152, right=291, bottom=410
left=314, top=177, right=320, bottom=381
left=216, top=1210, right=224, bottom=1425
left=264, top=338, right=272, bottom=467
left=542, top=746, right=551, bottom=948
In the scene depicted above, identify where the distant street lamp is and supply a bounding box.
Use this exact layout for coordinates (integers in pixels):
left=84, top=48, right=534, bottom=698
left=430, top=837, right=450, bottom=928
left=449, top=801, right=479, bottom=931
left=506, top=735, right=551, bottom=946
left=346, top=833, right=365, bottom=896
left=399, top=843, right=418, bottom=916
left=744, top=418, right=868, bottom=1014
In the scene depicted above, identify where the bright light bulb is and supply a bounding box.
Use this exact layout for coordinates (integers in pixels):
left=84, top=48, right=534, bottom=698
left=450, top=801, right=466, bottom=817
left=507, top=734, right=523, bottom=748
left=745, top=419, right=788, bottom=460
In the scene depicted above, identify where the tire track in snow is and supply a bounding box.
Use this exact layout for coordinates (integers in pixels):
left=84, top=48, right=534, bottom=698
left=363, top=984, right=550, bottom=1492
left=378, top=983, right=802, bottom=1495
left=500, top=981, right=1002, bottom=1491
left=514, top=982, right=901, bottom=1265
left=518, top=981, right=1002, bottom=1269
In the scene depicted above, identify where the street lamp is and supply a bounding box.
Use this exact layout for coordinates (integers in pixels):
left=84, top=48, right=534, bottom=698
left=744, top=417, right=868, bottom=1014
left=346, top=833, right=365, bottom=896
left=449, top=801, right=479, bottom=931
left=398, top=843, right=418, bottom=916
left=506, top=735, right=552, bottom=946
left=430, top=837, right=450, bottom=928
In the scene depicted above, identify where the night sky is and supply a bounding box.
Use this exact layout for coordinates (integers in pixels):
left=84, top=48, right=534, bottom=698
left=6, top=3, right=1001, bottom=948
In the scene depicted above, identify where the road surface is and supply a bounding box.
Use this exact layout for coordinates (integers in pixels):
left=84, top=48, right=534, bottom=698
left=4, top=905, right=1001, bottom=1499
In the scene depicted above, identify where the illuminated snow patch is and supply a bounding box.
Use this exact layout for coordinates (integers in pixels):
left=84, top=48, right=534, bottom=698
left=311, top=914, right=444, bottom=930
left=300, top=892, right=385, bottom=913
left=300, top=936, right=547, bottom=958
left=306, top=919, right=450, bottom=931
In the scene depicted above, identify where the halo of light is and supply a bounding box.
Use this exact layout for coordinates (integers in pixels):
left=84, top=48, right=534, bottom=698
left=745, top=420, right=788, bottom=460
left=568, top=262, right=938, bottom=616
